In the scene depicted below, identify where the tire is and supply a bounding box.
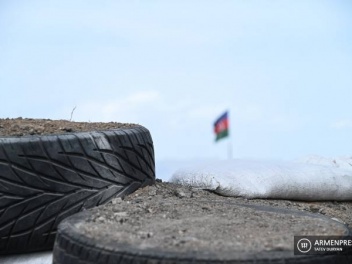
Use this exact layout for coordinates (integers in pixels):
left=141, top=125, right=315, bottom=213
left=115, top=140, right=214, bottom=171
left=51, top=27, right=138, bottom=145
left=0, top=126, right=155, bottom=254
left=52, top=206, right=352, bottom=264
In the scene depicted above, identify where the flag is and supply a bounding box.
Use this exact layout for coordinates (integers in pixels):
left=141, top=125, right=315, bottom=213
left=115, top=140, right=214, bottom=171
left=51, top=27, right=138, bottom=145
left=214, top=111, right=229, bottom=142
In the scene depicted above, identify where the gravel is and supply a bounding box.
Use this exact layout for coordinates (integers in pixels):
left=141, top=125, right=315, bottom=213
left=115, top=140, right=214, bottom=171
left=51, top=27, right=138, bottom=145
left=77, top=182, right=352, bottom=254
left=0, top=118, right=138, bottom=137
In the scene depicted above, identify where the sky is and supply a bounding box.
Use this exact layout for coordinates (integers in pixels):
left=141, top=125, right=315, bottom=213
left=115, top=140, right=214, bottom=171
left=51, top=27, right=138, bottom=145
left=1, top=0, right=352, bottom=165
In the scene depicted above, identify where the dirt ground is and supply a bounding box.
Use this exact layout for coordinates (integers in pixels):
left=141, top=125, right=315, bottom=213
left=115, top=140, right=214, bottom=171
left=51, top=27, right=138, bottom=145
left=0, top=118, right=137, bottom=137
left=79, top=181, right=352, bottom=254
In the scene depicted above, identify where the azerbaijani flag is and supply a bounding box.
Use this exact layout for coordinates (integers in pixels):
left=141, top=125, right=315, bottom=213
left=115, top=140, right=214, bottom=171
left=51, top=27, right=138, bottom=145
left=214, top=111, right=229, bottom=142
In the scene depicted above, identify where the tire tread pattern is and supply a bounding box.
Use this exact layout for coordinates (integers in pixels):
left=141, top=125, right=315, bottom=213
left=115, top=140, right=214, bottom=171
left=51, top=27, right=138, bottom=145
left=0, top=127, right=154, bottom=254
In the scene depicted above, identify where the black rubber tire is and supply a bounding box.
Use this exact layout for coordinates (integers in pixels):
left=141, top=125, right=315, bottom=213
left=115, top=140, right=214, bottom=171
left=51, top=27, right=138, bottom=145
left=52, top=211, right=352, bottom=264
left=0, top=126, right=155, bottom=254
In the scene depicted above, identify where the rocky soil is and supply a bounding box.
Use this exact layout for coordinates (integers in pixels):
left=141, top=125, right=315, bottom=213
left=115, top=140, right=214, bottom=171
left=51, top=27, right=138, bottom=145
left=79, top=182, right=352, bottom=254
left=0, top=118, right=138, bottom=137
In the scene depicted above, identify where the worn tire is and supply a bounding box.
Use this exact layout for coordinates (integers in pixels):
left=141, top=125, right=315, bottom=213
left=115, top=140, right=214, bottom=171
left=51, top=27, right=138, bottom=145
left=0, top=126, right=155, bottom=254
left=52, top=210, right=352, bottom=264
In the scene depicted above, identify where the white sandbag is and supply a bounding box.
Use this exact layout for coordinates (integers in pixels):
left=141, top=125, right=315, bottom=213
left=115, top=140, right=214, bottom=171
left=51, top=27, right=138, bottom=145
left=0, top=252, right=52, bottom=264
left=171, top=159, right=352, bottom=201
left=298, top=155, right=352, bottom=171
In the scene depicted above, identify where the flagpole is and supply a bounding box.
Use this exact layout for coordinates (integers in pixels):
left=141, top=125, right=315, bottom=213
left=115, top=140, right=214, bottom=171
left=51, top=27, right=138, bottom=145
left=214, top=110, right=231, bottom=160
left=228, top=109, right=232, bottom=160
left=228, top=139, right=232, bottom=160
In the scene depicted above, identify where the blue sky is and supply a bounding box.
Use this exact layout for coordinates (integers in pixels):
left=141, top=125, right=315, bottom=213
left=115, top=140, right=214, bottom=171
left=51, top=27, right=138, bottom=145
left=1, top=0, right=352, bottom=163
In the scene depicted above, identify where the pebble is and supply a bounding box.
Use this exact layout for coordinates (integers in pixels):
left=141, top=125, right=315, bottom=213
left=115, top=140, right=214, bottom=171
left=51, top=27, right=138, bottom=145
left=175, top=189, right=187, bottom=198
left=60, top=127, right=73, bottom=132
left=309, top=205, right=320, bottom=213
left=318, top=208, right=325, bottom=214
left=96, top=216, right=105, bottom=223
left=111, top=198, right=122, bottom=205
left=148, top=189, right=157, bottom=196
left=114, top=212, right=128, bottom=217
left=341, top=205, right=347, bottom=211
left=201, top=206, right=211, bottom=211
left=138, top=231, right=153, bottom=239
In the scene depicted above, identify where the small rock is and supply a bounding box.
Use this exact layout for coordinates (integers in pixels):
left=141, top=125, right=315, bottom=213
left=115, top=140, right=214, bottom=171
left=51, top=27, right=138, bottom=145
left=114, top=212, right=128, bottom=217
left=60, top=127, right=73, bottom=132
left=178, top=229, right=187, bottom=234
left=111, top=198, right=122, bottom=205
left=19, top=125, right=30, bottom=131
left=190, top=189, right=201, bottom=198
left=175, top=189, right=186, bottom=198
left=33, top=125, right=44, bottom=132
left=10, top=124, right=19, bottom=131
left=318, top=208, right=325, bottom=214
left=138, top=231, right=153, bottom=239
left=119, top=217, right=128, bottom=224
left=341, top=205, right=347, bottom=211
left=96, top=216, right=105, bottom=223
left=309, top=205, right=320, bottom=213
left=148, top=189, right=157, bottom=196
